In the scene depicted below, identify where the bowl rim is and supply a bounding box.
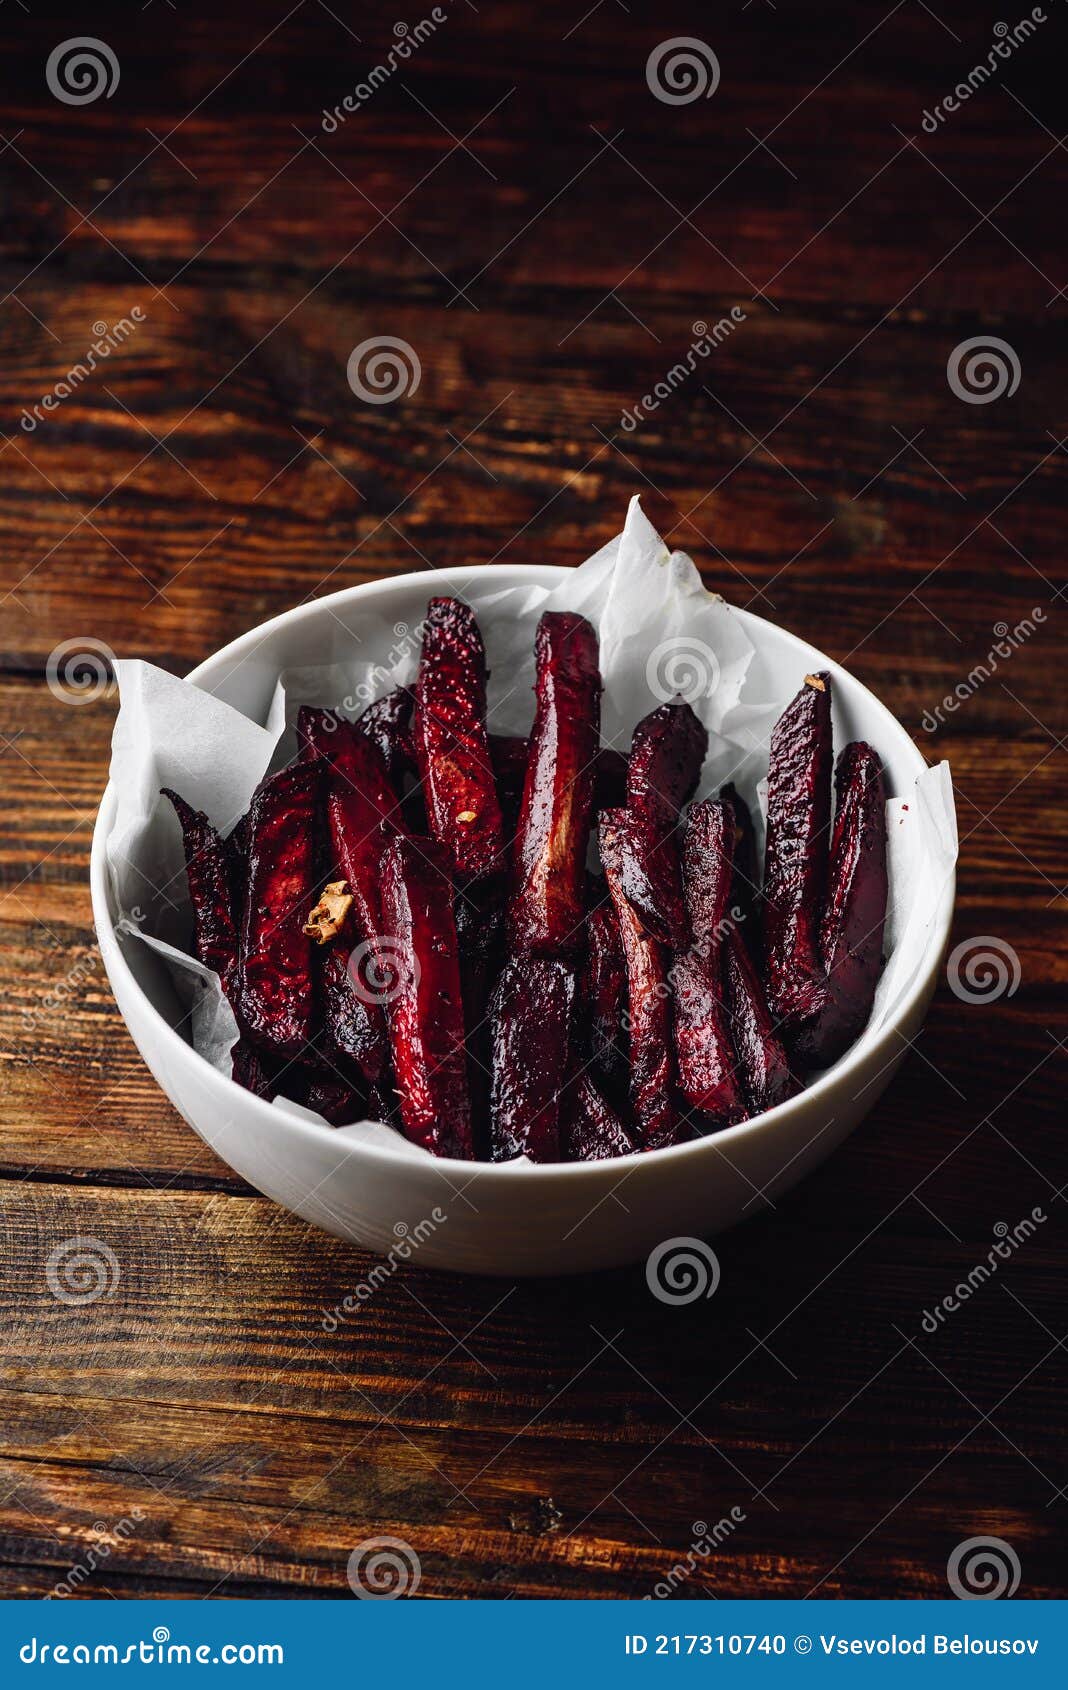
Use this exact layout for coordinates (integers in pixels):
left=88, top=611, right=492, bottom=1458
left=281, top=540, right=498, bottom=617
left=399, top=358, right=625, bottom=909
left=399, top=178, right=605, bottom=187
left=90, top=561, right=956, bottom=1184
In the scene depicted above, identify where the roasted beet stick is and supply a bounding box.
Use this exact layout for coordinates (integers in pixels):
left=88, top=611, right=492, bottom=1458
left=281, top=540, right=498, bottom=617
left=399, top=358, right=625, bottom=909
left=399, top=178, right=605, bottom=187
left=508, top=612, right=602, bottom=958
left=723, top=932, right=797, bottom=1115
left=488, top=956, right=575, bottom=1162
left=600, top=810, right=680, bottom=1150
left=797, top=741, right=887, bottom=1066
left=671, top=800, right=747, bottom=1126
left=596, top=806, right=687, bottom=948
left=296, top=705, right=344, bottom=764
left=225, top=811, right=251, bottom=916
left=721, top=780, right=797, bottom=1111
left=627, top=697, right=708, bottom=825
left=563, top=1075, right=635, bottom=1162
left=325, top=729, right=405, bottom=927
left=492, top=739, right=626, bottom=860
left=161, top=788, right=239, bottom=997
left=230, top=1037, right=279, bottom=1100
left=582, top=902, right=628, bottom=1082
left=299, top=694, right=417, bottom=786
left=322, top=944, right=391, bottom=1089
left=489, top=734, right=529, bottom=797
left=454, top=876, right=505, bottom=1157
left=720, top=782, right=761, bottom=955
left=378, top=836, right=473, bottom=1159
left=322, top=728, right=408, bottom=1079
left=762, top=673, right=833, bottom=1051
left=414, top=597, right=505, bottom=882
left=614, top=697, right=708, bottom=947
left=302, top=1072, right=365, bottom=1127
left=236, top=759, right=322, bottom=1060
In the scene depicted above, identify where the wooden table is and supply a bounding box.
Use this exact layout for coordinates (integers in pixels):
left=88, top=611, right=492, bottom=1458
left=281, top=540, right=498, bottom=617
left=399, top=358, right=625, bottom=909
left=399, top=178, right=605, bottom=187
left=1, top=1, right=1064, bottom=1600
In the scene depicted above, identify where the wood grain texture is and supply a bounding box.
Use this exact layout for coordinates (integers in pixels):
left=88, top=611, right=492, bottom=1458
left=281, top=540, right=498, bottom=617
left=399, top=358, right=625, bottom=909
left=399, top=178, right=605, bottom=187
left=0, top=0, right=1065, bottom=1601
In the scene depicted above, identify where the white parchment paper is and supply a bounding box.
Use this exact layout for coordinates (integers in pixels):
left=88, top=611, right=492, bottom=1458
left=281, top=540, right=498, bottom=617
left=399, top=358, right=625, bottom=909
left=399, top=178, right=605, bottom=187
left=104, top=496, right=958, bottom=1142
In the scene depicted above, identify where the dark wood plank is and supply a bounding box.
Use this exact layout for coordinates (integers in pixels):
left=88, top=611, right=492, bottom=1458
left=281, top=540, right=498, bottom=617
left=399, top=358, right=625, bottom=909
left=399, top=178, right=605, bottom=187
left=1, top=1177, right=1065, bottom=1598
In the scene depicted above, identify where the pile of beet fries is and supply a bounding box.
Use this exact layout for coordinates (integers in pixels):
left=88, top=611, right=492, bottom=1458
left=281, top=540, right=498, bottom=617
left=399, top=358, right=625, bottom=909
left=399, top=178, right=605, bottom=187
left=163, top=599, right=888, bottom=1163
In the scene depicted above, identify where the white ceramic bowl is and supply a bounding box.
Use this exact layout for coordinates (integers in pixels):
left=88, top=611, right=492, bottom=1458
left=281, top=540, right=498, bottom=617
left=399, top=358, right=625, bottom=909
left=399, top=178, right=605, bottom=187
left=91, top=566, right=954, bottom=1276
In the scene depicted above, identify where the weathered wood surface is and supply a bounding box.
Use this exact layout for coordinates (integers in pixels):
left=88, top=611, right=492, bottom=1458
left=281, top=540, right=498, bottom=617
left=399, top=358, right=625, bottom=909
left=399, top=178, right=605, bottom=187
left=0, top=0, right=1065, bottom=1599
